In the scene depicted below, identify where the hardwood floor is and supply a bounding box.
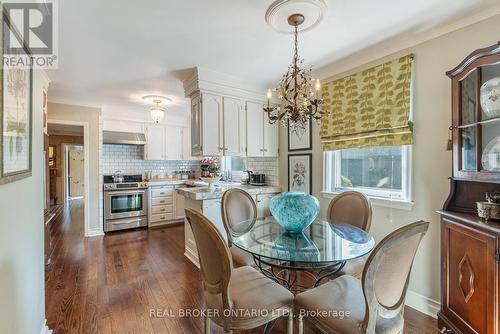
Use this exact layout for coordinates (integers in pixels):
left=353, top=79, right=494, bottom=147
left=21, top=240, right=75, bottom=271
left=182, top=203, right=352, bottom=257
left=46, top=200, right=439, bottom=334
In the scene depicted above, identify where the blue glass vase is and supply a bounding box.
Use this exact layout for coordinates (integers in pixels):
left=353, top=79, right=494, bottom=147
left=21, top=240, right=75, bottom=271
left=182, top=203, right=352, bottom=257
left=269, top=192, right=320, bottom=233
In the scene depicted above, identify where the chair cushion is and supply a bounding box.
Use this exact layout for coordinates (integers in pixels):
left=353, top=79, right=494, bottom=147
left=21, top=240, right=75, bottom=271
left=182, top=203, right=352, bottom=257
left=230, top=246, right=255, bottom=268
left=229, top=266, right=294, bottom=314
left=295, top=275, right=403, bottom=334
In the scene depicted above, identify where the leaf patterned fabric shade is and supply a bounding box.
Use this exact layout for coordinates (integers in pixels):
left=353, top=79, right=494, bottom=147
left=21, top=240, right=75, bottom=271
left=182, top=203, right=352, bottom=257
left=320, top=54, right=414, bottom=151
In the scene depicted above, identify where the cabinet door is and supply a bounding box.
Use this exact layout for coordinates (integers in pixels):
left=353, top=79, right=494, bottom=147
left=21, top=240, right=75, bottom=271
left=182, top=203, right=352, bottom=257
left=182, top=126, right=192, bottom=160
left=263, top=118, right=279, bottom=157
left=441, top=218, right=497, bottom=334
left=256, top=193, right=277, bottom=218
left=223, top=97, right=246, bottom=156
left=174, top=188, right=186, bottom=219
left=165, top=126, right=182, bottom=160
left=145, top=124, right=165, bottom=160
left=246, top=101, right=263, bottom=157
left=202, top=93, right=223, bottom=156
left=191, top=95, right=202, bottom=156
left=202, top=199, right=226, bottom=241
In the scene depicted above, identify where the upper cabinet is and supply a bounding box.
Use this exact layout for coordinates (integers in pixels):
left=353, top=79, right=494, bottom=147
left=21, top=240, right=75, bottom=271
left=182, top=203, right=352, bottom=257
left=446, top=42, right=500, bottom=183
left=145, top=124, right=192, bottom=160
left=247, top=101, right=278, bottom=157
left=190, top=92, right=250, bottom=157
left=183, top=67, right=279, bottom=158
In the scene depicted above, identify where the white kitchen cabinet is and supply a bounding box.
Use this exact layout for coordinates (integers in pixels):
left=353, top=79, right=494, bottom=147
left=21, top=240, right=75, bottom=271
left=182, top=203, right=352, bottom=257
left=223, top=97, right=246, bottom=156
left=165, top=125, right=183, bottom=160
left=263, top=118, right=279, bottom=157
left=201, top=93, right=224, bottom=156
left=190, top=92, right=249, bottom=157
left=174, top=186, right=186, bottom=220
left=191, top=94, right=202, bottom=156
left=145, top=124, right=165, bottom=160
left=256, top=193, right=279, bottom=218
left=246, top=101, right=263, bottom=157
left=145, top=124, right=190, bottom=160
left=246, top=101, right=279, bottom=157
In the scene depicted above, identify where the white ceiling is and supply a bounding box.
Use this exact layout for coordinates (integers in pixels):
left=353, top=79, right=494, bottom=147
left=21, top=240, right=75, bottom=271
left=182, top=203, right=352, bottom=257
left=48, top=0, right=500, bottom=116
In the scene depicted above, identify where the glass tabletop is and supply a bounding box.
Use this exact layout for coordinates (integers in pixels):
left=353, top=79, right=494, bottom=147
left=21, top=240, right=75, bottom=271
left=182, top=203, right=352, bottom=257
left=231, top=216, right=375, bottom=264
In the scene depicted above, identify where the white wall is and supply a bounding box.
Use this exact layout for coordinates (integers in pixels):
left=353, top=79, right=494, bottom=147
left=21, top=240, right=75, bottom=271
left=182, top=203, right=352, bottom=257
left=0, top=71, right=50, bottom=333
left=279, top=14, right=500, bottom=315
left=48, top=102, right=102, bottom=234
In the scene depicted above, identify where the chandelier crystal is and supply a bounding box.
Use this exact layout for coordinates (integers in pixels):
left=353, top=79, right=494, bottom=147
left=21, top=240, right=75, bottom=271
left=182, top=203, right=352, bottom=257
left=264, top=13, right=324, bottom=131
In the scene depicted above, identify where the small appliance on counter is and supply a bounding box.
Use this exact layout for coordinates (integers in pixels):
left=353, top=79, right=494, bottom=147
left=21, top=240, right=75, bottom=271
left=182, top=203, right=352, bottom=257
left=103, top=174, right=148, bottom=232
left=250, top=173, right=266, bottom=186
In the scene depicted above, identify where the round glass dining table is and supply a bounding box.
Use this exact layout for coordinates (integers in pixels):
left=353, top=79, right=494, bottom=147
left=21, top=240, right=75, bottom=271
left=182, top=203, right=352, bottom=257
left=231, top=216, right=375, bottom=291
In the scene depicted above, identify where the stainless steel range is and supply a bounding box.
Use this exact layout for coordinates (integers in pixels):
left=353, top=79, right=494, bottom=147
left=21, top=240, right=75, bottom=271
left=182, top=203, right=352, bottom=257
left=103, top=174, right=148, bottom=232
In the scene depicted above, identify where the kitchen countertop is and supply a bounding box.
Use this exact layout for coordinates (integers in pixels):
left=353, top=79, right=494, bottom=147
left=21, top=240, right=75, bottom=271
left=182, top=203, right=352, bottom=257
left=176, top=184, right=281, bottom=200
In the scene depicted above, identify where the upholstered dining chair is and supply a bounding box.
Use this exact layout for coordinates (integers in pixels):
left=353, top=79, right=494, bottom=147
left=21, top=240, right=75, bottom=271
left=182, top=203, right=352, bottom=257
left=295, top=220, right=430, bottom=334
left=328, top=191, right=373, bottom=278
left=221, top=188, right=257, bottom=267
left=185, top=208, right=294, bottom=334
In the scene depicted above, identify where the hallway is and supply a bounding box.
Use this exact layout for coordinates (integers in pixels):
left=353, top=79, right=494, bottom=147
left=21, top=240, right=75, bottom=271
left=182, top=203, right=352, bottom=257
left=45, top=201, right=438, bottom=334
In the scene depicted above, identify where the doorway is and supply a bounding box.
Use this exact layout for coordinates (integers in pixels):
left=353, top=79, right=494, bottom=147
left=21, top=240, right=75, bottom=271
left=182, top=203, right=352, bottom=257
left=66, top=145, right=84, bottom=201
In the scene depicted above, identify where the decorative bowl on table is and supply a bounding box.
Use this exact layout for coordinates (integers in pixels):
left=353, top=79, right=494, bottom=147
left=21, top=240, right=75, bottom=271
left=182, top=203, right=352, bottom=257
left=199, top=176, right=222, bottom=189
left=269, top=192, right=320, bottom=233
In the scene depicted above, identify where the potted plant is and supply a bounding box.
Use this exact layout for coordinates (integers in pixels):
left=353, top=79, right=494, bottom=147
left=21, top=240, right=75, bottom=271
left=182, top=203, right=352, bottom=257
left=199, top=157, right=222, bottom=188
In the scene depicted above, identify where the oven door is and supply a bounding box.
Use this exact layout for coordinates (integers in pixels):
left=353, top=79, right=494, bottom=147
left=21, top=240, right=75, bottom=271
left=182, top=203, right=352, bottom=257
left=105, top=189, right=148, bottom=220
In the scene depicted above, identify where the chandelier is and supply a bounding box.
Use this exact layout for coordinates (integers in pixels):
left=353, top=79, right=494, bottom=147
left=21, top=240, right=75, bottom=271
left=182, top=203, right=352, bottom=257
left=264, top=13, right=323, bottom=130
left=142, top=95, right=171, bottom=123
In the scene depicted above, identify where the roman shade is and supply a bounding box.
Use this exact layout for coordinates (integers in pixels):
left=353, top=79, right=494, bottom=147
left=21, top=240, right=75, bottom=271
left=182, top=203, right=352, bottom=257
left=320, top=54, right=414, bottom=151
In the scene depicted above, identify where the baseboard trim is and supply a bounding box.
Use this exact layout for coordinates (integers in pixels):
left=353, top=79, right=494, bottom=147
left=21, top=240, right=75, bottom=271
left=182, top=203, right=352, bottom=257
left=184, top=250, right=200, bottom=268
left=86, top=229, right=104, bottom=237
left=40, top=319, right=52, bottom=334
left=405, top=290, right=440, bottom=318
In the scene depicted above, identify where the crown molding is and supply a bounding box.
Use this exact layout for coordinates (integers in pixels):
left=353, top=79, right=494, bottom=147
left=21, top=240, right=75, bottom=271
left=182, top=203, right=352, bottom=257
left=183, top=67, right=268, bottom=102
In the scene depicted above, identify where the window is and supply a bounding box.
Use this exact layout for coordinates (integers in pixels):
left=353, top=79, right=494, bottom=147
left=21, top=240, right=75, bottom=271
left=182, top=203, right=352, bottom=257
left=324, top=146, right=412, bottom=202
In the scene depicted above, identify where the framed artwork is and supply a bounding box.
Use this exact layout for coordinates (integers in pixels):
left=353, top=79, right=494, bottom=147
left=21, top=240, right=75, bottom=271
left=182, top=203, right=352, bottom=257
left=288, top=119, right=312, bottom=151
left=288, top=153, right=312, bottom=194
left=0, top=15, right=34, bottom=185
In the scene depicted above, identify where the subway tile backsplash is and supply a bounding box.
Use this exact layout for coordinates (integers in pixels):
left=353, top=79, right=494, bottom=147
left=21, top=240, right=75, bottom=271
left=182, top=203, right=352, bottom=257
left=102, top=144, right=200, bottom=176
left=102, top=144, right=279, bottom=186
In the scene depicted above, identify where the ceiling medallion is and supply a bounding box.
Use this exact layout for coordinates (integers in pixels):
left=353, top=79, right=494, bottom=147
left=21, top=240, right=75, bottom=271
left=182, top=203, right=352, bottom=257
left=142, top=95, right=172, bottom=123
left=265, top=0, right=327, bottom=34
left=264, top=11, right=324, bottom=131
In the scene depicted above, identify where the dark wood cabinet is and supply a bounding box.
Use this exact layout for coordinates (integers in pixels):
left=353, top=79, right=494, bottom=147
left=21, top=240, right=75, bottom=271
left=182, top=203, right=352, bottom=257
left=439, top=42, right=500, bottom=334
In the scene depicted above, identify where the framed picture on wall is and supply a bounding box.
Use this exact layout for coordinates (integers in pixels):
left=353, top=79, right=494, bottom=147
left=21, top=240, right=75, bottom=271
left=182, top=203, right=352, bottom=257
left=288, top=153, right=312, bottom=194
left=288, top=119, right=312, bottom=151
left=0, top=15, right=34, bottom=185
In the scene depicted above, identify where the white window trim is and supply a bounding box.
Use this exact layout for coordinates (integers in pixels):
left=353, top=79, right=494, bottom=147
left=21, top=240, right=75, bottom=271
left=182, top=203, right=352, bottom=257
left=322, top=146, right=414, bottom=211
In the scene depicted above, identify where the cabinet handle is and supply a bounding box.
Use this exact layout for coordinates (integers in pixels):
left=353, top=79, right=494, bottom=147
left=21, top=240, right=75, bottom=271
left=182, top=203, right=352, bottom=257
left=160, top=200, right=165, bottom=203
left=160, top=208, right=165, bottom=212
left=218, top=147, right=223, bottom=151
left=160, top=216, right=166, bottom=220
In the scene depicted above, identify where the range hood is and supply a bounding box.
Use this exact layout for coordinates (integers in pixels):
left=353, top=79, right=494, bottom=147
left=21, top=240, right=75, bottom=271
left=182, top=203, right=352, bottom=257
left=103, top=131, right=147, bottom=145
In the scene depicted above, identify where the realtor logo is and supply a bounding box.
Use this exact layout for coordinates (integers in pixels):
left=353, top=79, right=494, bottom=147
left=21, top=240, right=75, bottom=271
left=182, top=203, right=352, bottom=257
left=2, top=0, right=58, bottom=69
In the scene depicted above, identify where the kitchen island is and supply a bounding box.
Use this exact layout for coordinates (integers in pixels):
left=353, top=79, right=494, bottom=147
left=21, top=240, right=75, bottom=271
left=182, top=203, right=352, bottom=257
left=177, top=184, right=281, bottom=267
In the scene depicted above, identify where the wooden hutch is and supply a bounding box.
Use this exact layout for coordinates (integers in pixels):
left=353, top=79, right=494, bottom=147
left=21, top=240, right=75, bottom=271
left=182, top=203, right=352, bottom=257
left=438, top=42, right=500, bottom=334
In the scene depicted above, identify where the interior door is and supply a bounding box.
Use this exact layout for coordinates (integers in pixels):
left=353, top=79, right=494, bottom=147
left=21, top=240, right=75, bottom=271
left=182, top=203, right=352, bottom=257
left=202, top=93, right=223, bottom=156
left=68, top=148, right=84, bottom=198
left=223, top=97, right=245, bottom=156
left=246, top=101, right=263, bottom=157
left=145, top=124, right=165, bottom=160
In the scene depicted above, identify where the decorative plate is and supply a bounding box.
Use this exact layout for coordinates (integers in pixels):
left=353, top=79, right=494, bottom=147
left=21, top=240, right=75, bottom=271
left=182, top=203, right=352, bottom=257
left=480, top=77, right=500, bottom=118
left=482, top=136, right=500, bottom=172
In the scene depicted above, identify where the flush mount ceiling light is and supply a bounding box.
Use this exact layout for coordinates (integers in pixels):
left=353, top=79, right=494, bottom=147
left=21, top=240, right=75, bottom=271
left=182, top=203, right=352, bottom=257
left=264, top=5, right=326, bottom=131
left=142, top=95, right=172, bottom=123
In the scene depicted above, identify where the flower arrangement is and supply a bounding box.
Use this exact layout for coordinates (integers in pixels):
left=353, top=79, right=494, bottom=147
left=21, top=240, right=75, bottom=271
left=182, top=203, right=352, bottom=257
left=200, top=157, right=221, bottom=177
